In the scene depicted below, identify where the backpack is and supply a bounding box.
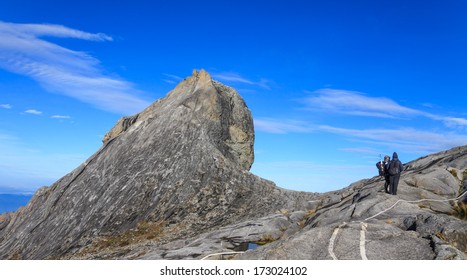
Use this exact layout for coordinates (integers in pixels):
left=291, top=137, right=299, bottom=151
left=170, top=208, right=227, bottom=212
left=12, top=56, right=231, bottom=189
left=376, top=161, right=384, bottom=176
left=388, top=160, right=400, bottom=176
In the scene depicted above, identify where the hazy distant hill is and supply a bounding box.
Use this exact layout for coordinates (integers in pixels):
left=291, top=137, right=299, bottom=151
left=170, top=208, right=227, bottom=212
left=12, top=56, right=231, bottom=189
left=0, top=194, right=32, bottom=214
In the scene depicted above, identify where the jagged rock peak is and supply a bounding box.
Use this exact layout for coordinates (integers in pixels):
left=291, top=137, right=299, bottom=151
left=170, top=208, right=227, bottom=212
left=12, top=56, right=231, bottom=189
left=192, top=68, right=211, bottom=80
left=103, top=69, right=254, bottom=170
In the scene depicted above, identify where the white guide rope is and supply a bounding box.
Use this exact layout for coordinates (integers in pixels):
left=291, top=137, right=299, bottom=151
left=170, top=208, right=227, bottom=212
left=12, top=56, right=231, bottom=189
left=201, top=191, right=467, bottom=260
left=328, top=190, right=467, bottom=260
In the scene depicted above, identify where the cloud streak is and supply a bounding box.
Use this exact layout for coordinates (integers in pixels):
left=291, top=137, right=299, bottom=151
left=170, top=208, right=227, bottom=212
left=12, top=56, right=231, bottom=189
left=257, top=89, right=467, bottom=152
left=0, top=21, right=150, bottom=115
left=318, top=125, right=467, bottom=154
left=50, top=115, right=71, bottom=119
left=303, top=88, right=467, bottom=128
left=254, top=118, right=314, bottom=134
left=0, top=104, right=12, bottom=109
left=162, top=73, right=183, bottom=84
left=24, top=109, right=42, bottom=115
left=212, top=72, right=272, bottom=90
left=254, top=118, right=467, bottom=154
left=303, top=89, right=423, bottom=118
left=4, top=22, right=113, bottom=41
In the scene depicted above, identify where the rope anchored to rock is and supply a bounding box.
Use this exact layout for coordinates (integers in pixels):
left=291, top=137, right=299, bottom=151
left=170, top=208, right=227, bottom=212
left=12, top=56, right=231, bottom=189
left=328, top=190, right=467, bottom=260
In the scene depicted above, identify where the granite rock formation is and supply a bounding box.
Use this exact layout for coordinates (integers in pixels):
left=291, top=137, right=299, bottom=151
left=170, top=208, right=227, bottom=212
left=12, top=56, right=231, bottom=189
left=0, top=70, right=314, bottom=259
left=0, top=70, right=465, bottom=260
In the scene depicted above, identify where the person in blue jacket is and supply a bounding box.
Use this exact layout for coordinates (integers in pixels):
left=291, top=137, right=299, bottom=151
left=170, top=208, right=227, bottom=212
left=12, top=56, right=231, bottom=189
left=388, top=152, right=404, bottom=195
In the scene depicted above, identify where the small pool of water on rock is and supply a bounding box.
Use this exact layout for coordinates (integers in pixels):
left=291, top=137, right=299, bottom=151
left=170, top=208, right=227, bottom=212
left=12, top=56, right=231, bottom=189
left=234, top=242, right=259, bottom=251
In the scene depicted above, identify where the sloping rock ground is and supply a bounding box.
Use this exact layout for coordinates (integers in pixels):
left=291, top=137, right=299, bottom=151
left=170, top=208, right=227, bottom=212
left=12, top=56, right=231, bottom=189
left=233, top=146, right=467, bottom=260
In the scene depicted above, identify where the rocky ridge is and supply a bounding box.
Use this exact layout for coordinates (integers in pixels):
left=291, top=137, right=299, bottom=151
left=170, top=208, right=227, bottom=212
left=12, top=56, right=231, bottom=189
left=0, top=70, right=465, bottom=260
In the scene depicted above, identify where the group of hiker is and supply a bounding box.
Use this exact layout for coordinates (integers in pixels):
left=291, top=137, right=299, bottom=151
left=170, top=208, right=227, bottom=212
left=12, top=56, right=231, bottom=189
left=376, top=152, right=404, bottom=195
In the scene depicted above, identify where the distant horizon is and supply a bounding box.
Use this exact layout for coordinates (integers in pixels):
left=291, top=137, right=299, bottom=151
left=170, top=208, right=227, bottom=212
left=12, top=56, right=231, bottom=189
left=0, top=193, right=33, bottom=214
left=2, top=1, right=467, bottom=194
left=0, top=186, right=36, bottom=195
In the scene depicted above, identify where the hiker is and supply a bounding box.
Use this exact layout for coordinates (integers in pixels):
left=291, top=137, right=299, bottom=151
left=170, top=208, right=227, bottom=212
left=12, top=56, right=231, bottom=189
left=376, top=155, right=391, bottom=193
left=382, top=155, right=391, bottom=193
left=388, top=152, right=404, bottom=195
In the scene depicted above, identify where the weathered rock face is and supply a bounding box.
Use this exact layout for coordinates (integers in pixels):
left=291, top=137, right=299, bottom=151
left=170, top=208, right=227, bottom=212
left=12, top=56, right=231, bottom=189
left=0, top=70, right=314, bottom=259
left=102, top=69, right=255, bottom=170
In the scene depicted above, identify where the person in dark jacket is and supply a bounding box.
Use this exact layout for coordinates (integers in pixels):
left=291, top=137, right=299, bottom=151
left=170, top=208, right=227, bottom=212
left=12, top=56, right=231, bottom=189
left=382, top=155, right=391, bottom=193
left=377, top=155, right=391, bottom=193
left=388, top=152, right=404, bottom=195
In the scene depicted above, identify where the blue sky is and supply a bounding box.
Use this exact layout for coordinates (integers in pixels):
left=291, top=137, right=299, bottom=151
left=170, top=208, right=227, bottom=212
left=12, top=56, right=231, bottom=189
left=1, top=0, right=467, bottom=194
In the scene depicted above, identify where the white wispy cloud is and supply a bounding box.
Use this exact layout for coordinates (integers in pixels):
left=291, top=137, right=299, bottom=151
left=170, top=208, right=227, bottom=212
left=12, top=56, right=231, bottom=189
left=4, top=22, right=113, bottom=41
left=319, top=125, right=467, bottom=154
left=438, top=116, right=467, bottom=128
left=24, top=109, right=43, bottom=115
left=163, top=73, right=183, bottom=80
left=162, top=73, right=183, bottom=84
left=303, top=88, right=467, bottom=128
left=254, top=118, right=314, bottom=134
left=50, top=115, right=71, bottom=119
left=254, top=117, right=467, bottom=154
left=303, top=89, right=422, bottom=118
left=212, top=72, right=272, bottom=90
left=0, top=21, right=150, bottom=115
left=0, top=104, right=12, bottom=109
